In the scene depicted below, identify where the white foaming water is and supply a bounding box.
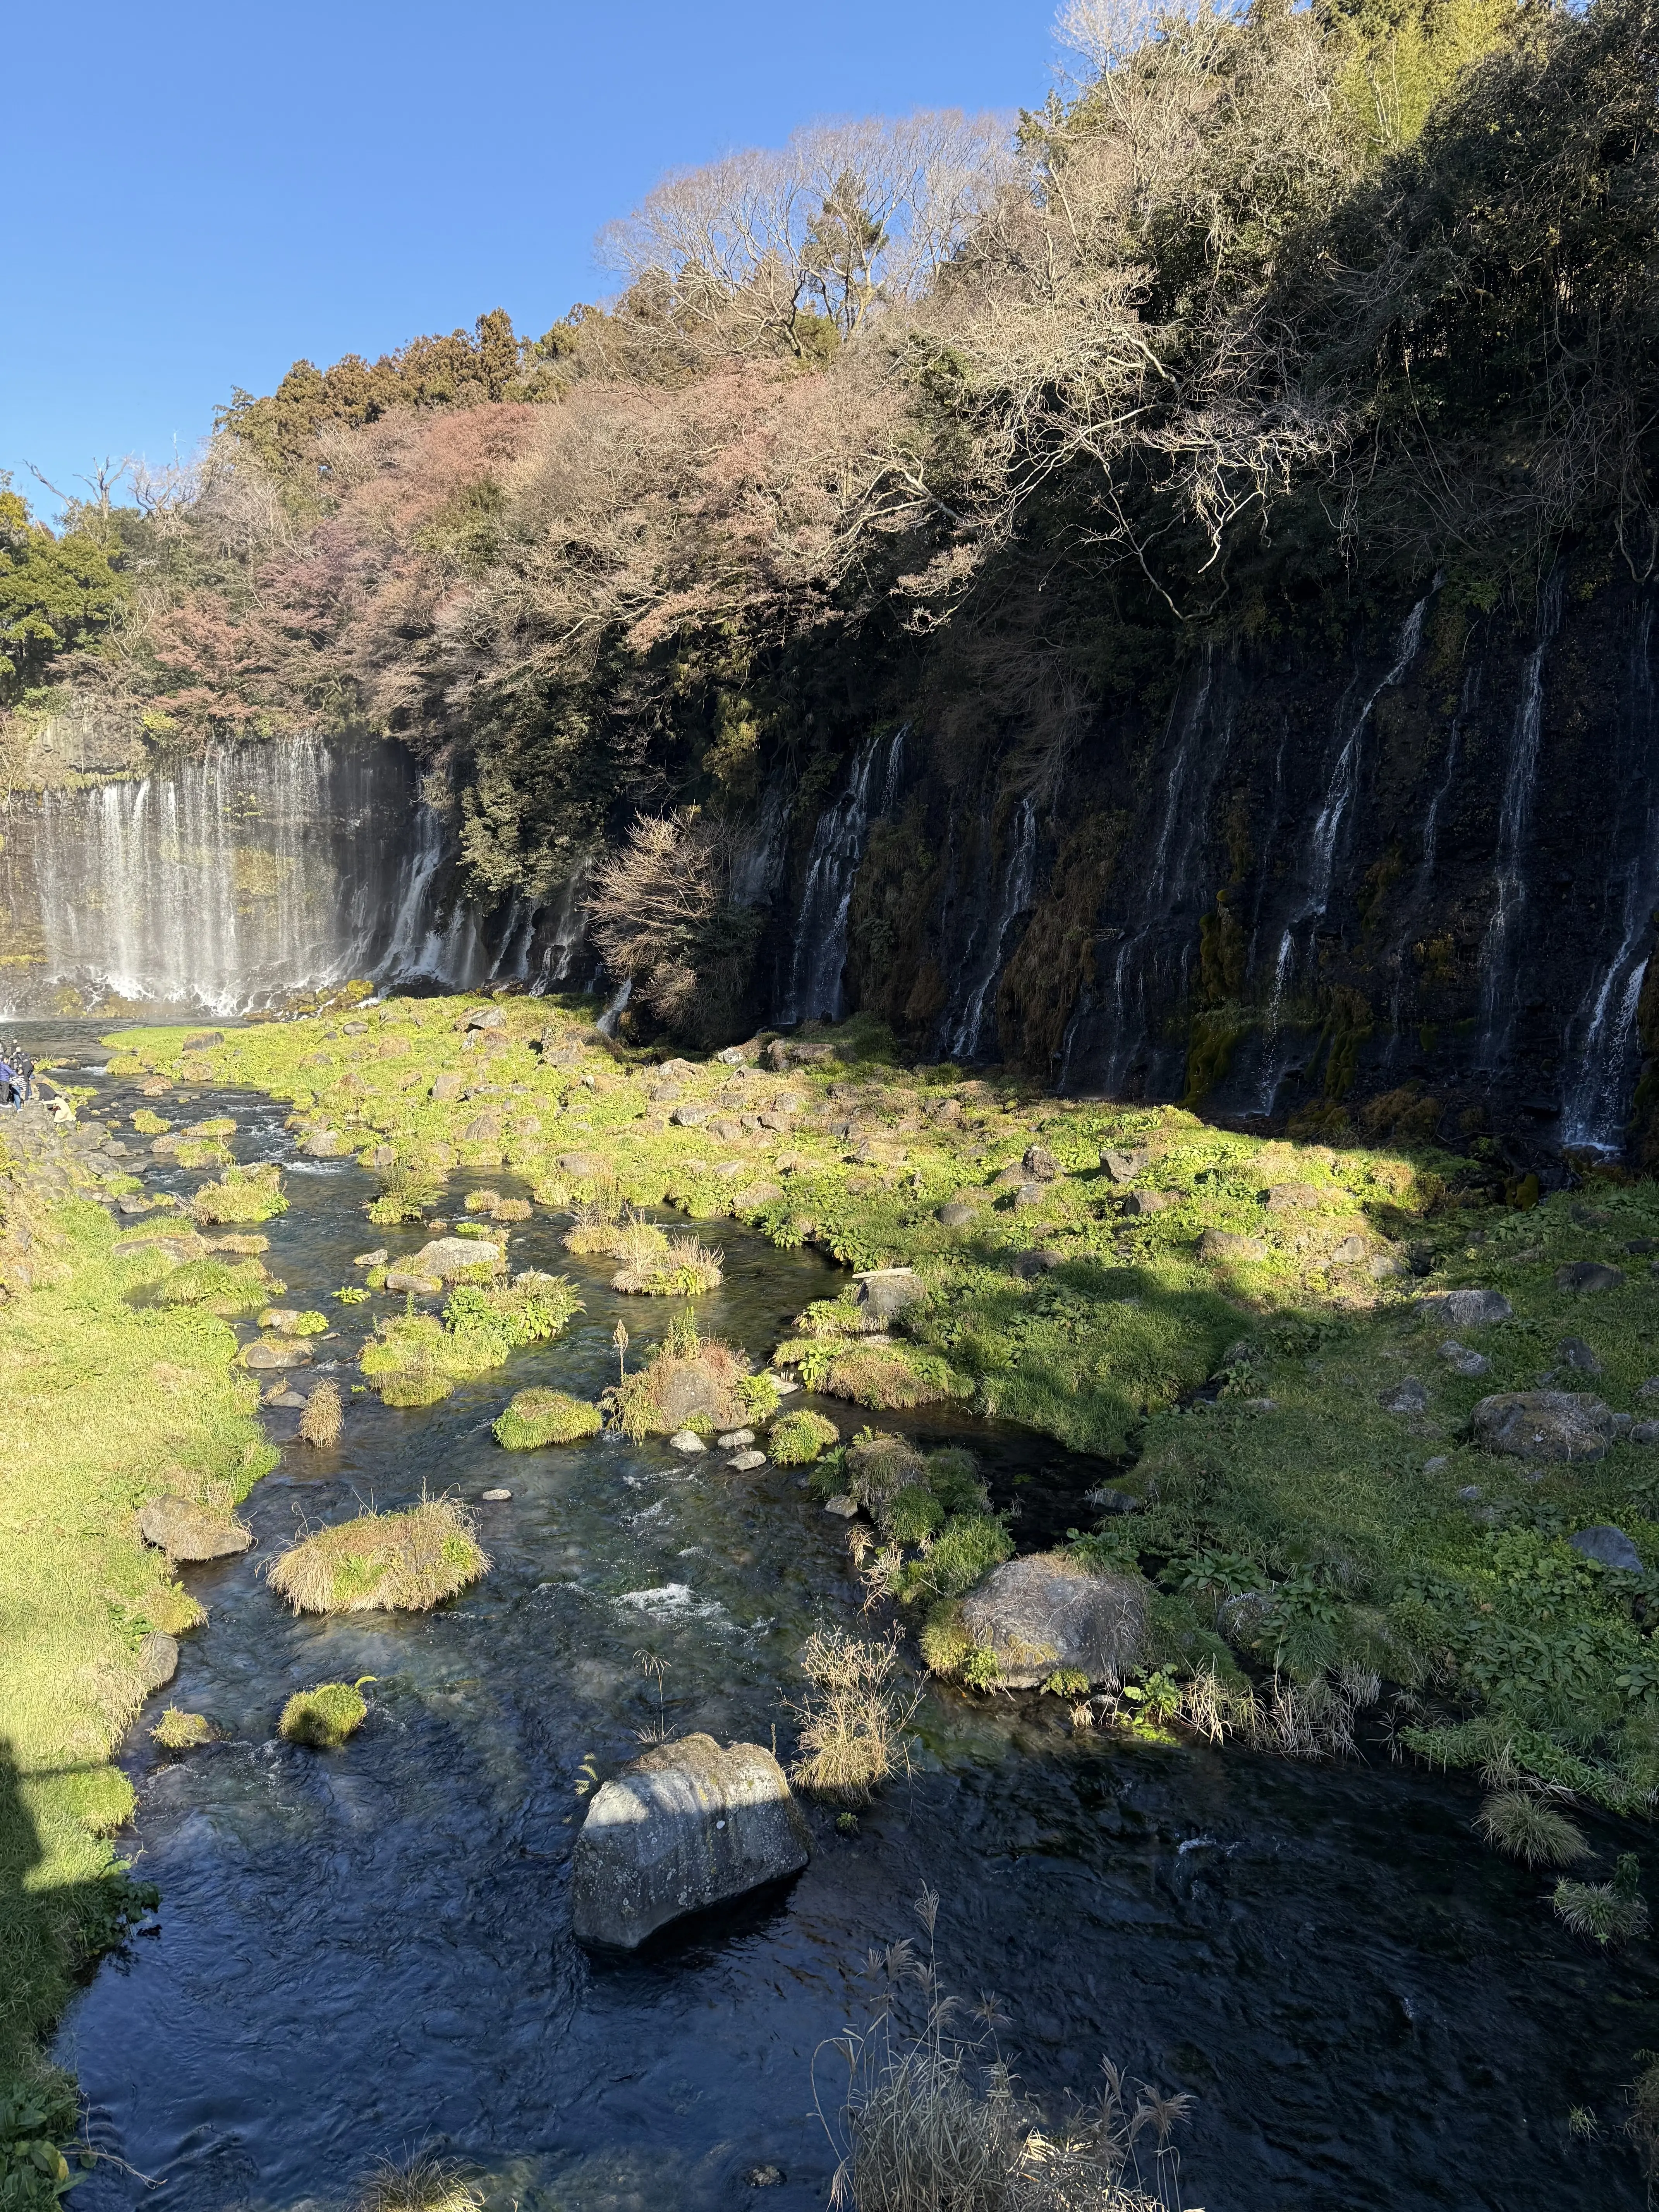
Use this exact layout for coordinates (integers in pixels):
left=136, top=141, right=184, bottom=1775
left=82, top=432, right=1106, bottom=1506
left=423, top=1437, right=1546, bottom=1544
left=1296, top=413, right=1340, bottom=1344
left=1477, top=567, right=1565, bottom=1063
left=0, top=737, right=488, bottom=1015
left=780, top=724, right=907, bottom=1024
left=944, top=795, right=1039, bottom=1061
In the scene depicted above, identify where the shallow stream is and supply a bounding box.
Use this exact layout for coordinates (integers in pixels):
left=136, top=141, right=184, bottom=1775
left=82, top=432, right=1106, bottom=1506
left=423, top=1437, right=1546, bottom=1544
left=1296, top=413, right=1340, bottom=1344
left=23, top=1025, right=1659, bottom=2210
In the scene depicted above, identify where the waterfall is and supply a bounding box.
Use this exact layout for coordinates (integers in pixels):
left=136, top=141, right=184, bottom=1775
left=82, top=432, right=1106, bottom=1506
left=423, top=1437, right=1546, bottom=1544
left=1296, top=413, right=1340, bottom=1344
left=943, top=796, right=1039, bottom=1061
left=1381, top=659, right=1483, bottom=1056
left=596, top=975, right=633, bottom=1037
left=1561, top=600, right=1659, bottom=1148
left=0, top=736, right=477, bottom=1016
left=1478, top=567, right=1565, bottom=1063
left=528, top=862, right=594, bottom=995
left=779, top=725, right=907, bottom=1024
left=1256, top=589, right=1433, bottom=1106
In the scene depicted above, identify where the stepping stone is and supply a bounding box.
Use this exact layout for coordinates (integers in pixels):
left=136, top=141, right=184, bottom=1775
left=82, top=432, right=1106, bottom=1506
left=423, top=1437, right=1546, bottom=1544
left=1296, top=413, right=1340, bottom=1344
left=727, top=1449, right=767, bottom=1472
left=670, top=1430, right=707, bottom=1454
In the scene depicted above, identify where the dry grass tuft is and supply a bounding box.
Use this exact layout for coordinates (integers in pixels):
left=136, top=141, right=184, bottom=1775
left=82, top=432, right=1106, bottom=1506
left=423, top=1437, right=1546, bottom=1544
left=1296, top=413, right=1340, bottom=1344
left=610, top=1321, right=754, bottom=1439
left=822, top=1892, right=1187, bottom=2212
left=612, top=1231, right=724, bottom=1295
left=297, top=1380, right=344, bottom=1447
left=789, top=1629, right=920, bottom=1807
left=265, top=1497, right=488, bottom=1614
left=350, top=2151, right=484, bottom=2212
left=1475, top=1788, right=1590, bottom=1867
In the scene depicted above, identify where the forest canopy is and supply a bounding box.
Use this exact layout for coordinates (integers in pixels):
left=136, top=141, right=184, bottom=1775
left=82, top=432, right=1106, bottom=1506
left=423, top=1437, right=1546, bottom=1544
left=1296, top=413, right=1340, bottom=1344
left=6, top=0, right=1654, bottom=956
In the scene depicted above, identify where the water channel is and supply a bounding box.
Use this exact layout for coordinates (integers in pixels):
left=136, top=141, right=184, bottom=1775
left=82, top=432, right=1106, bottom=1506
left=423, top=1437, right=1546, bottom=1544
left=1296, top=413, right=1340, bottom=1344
left=24, top=1026, right=1659, bottom=2211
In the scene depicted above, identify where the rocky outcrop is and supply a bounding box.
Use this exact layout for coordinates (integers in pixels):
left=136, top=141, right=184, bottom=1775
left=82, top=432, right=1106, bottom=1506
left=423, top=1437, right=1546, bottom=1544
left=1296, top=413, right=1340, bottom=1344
left=960, top=1553, right=1148, bottom=1689
left=409, top=1236, right=503, bottom=1279
left=570, top=1735, right=811, bottom=1949
left=1472, top=1391, right=1613, bottom=1462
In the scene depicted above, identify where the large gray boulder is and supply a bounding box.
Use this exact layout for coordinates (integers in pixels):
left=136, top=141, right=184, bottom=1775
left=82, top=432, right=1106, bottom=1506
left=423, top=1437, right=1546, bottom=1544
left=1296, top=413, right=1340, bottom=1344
left=1570, top=1525, right=1643, bottom=1572
left=137, top=1495, right=254, bottom=1562
left=570, top=1735, right=810, bottom=1949
left=410, top=1236, right=503, bottom=1279
left=1472, top=1391, right=1613, bottom=1462
left=853, top=1268, right=924, bottom=1326
left=960, top=1553, right=1147, bottom=1689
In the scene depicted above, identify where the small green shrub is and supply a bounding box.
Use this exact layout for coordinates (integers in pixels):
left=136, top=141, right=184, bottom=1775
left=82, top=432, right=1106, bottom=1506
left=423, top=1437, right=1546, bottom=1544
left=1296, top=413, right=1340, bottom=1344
left=895, top=1512, right=1014, bottom=1605
left=1042, top=1669, right=1092, bottom=1698
left=279, top=1681, right=369, bottom=1748
left=739, top=1370, right=782, bottom=1422
left=885, top=1483, right=946, bottom=1547
left=493, top=1388, right=602, bottom=1448
left=1553, top=1854, right=1649, bottom=1946
left=923, top=1446, right=988, bottom=1515
left=334, top=1285, right=371, bottom=1304
left=191, top=1162, right=287, bottom=1223
left=919, top=1599, right=974, bottom=1676
left=769, top=1409, right=841, bottom=1465
left=155, top=1258, right=274, bottom=1313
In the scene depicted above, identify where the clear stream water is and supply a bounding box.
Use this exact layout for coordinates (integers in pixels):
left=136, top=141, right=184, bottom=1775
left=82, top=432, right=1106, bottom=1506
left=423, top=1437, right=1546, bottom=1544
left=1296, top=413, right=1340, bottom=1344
left=18, top=1026, right=1659, bottom=2212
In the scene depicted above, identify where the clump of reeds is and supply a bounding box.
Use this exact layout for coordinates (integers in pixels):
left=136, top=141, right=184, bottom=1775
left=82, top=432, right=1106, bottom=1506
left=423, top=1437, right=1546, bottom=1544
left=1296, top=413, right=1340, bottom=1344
left=366, top=1163, right=442, bottom=1225
left=349, top=2151, right=484, bottom=2212
left=297, top=1380, right=344, bottom=1447
left=1475, top=1788, right=1590, bottom=1868
left=819, top=1888, right=1187, bottom=2212
left=605, top=1219, right=724, bottom=1295
left=562, top=1189, right=627, bottom=1254
left=788, top=1629, right=921, bottom=1807
left=769, top=1409, right=842, bottom=1465
left=493, top=1386, right=602, bottom=1448
left=264, top=1497, right=488, bottom=1614
left=1553, top=1854, right=1648, bottom=1946
left=279, top=1680, right=371, bottom=1748
left=151, top=1709, right=216, bottom=1750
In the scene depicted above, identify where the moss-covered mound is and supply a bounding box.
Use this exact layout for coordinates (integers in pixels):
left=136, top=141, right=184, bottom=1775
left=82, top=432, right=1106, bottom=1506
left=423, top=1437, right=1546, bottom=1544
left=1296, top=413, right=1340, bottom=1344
left=265, top=1499, right=488, bottom=1614
left=278, top=1681, right=369, bottom=1747
left=493, top=1387, right=602, bottom=1449
left=150, top=1708, right=216, bottom=1750
left=191, top=1163, right=288, bottom=1224
left=360, top=1274, right=582, bottom=1401
left=768, top=1408, right=841, bottom=1465
left=155, top=1257, right=277, bottom=1315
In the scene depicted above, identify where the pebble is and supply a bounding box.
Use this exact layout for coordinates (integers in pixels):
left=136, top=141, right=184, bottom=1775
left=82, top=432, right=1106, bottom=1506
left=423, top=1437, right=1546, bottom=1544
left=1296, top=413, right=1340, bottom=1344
left=823, top=1493, right=859, bottom=1517
left=481, top=1489, right=512, bottom=1502
left=670, top=1430, right=707, bottom=1454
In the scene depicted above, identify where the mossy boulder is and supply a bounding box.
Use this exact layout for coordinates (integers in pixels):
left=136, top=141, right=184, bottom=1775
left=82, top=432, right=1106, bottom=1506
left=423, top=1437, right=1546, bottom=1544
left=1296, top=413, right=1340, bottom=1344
left=958, top=1553, right=1150, bottom=1689
left=768, top=1410, right=840, bottom=1465
left=278, top=1682, right=369, bottom=1747
left=493, top=1388, right=603, bottom=1449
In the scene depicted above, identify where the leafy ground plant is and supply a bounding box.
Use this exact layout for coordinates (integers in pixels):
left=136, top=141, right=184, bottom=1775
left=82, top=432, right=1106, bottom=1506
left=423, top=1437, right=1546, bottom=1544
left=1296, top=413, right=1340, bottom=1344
left=1553, top=1854, right=1649, bottom=1946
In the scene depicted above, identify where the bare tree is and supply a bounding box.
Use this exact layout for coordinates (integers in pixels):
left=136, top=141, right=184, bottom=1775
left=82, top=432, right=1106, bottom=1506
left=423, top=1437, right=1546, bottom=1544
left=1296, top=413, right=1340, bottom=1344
left=599, top=112, right=1022, bottom=356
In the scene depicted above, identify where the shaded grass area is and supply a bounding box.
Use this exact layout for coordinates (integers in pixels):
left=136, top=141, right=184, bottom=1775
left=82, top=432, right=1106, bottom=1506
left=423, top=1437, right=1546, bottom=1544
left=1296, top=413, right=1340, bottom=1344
left=0, top=1188, right=274, bottom=2138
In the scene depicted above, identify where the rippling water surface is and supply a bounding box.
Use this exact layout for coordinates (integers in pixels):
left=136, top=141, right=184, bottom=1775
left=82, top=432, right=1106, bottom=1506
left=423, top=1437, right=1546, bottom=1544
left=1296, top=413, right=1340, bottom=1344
left=20, top=1022, right=1659, bottom=2211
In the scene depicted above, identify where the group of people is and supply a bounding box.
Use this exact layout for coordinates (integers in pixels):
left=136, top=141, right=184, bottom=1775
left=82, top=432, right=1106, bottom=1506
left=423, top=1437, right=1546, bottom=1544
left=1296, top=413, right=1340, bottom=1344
left=0, top=1044, right=37, bottom=1109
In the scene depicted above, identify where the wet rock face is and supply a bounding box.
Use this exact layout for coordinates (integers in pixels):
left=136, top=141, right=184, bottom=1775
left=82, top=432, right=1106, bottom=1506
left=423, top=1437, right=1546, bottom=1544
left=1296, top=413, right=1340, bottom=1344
left=960, top=1554, right=1148, bottom=1690
left=1472, top=1391, right=1613, bottom=1462
left=570, top=1735, right=810, bottom=1950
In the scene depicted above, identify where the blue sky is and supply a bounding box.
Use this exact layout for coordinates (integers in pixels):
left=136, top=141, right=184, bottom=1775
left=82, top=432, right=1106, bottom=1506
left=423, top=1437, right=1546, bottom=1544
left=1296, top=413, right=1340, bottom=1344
left=3, top=0, right=1061, bottom=522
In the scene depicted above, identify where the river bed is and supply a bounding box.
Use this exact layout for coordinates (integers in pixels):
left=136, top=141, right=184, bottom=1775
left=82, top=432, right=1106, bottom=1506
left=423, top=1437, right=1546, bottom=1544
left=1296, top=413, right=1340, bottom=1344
left=21, top=1024, right=1659, bottom=2212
